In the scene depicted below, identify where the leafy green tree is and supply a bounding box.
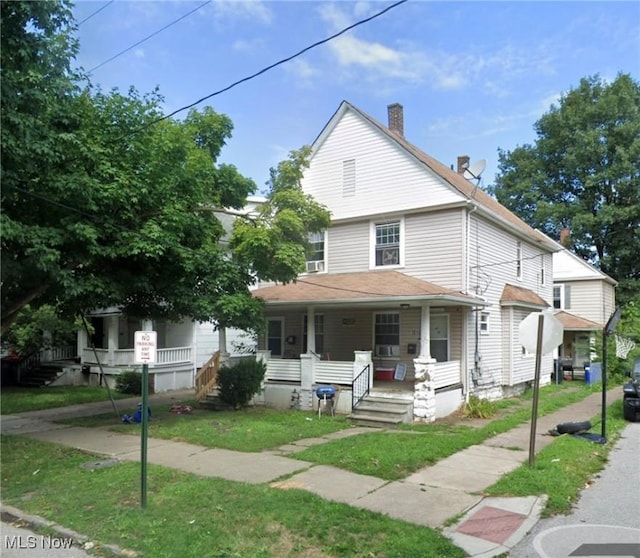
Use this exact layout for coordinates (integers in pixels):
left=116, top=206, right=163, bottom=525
left=1, top=1, right=331, bottom=339
left=489, top=74, right=640, bottom=302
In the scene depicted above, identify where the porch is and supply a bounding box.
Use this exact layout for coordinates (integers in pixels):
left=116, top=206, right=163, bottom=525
left=78, top=311, right=197, bottom=392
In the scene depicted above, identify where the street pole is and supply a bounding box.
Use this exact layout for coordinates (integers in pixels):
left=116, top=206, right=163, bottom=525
left=528, top=314, right=545, bottom=467
left=141, top=362, right=149, bottom=508
left=601, top=330, right=607, bottom=441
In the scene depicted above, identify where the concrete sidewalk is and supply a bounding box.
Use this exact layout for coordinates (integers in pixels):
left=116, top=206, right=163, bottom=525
left=1, top=387, right=625, bottom=558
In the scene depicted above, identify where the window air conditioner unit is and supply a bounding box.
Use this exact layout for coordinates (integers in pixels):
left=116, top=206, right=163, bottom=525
left=306, top=260, right=325, bottom=273
left=376, top=345, right=393, bottom=357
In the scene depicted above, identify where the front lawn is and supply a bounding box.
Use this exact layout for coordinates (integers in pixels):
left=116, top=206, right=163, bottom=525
left=1, top=386, right=129, bottom=415
left=1, top=436, right=465, bottom=558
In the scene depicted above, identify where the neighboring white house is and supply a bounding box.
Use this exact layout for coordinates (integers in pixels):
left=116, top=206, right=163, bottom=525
left=551, top=234, right=617, bottom=375
left=74, top=196, right=266, bottom=392
left=250, top=101, right=559, bottom=421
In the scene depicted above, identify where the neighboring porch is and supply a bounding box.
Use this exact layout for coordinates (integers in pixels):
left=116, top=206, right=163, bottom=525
left=554, top=311, right=600, bottom=381
left=78, top=310, right=196, bottom=392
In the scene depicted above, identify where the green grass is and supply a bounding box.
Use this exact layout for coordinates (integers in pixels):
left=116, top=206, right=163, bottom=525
left=62, top=404, right=354, bottom=452
left=0, top=386, right=128, bottom=415
left=0, top=436, right=465, bottom=558
left=484, top=400, right=628, bottom=516
left=292, top=383, right=604, bottom=479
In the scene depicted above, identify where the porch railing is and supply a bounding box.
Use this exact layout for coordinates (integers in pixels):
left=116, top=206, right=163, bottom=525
left=434, top=360, right=461, bottom=389
left=82, top=347, right=193, bottom=366
left=352, top=363, right=371, bottom=410
left=315, top=361, right=353, bottom=385
left=265, top=359, right=302, bottom=382
left=195, top=351, right=220, bottom=402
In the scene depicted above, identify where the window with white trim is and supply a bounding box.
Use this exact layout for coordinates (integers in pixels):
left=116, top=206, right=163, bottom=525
left=374, top=312, right=400, bottom=357
left=267, top=318, right=283, bottom=357
left=553, top=284, right=571, bottom=309
left=480, top=312, right=490, bottom=334
left=516, top=241, right=522, bottom=280
left=430, top=314, right=449, bottom=362
left=374, top=221, right=401, bottom=267
left=540, top=255, right=545, bottom=285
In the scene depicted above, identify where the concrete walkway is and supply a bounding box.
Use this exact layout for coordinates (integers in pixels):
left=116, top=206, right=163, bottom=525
left=1, top=387, right=625, bottom=558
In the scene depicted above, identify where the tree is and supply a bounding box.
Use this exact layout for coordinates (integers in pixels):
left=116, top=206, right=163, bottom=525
left=1, top=1, right=331, bottom=337
left=489, top=74, right=640, bottom=302
left=1, top=0, right=82, bottom=329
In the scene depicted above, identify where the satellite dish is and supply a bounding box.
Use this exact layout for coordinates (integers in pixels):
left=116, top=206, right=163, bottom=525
left=463, top=159, right=486, bottom=181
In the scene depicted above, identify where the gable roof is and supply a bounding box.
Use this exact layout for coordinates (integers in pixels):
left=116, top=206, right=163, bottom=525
left=500, top=283, right=549, bottom=309
left=548, top=238, right=618, bottom=285
left=252, top=271, right=485, bottom=307
left=312, top=101, right=557, bottom=252
left=554, top=310, right=603, bottom=330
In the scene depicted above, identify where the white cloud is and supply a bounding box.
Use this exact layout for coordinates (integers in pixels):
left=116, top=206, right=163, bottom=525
left=315, top=3, right=567, bottom=95
left=211, top=0, right=273, bottom=25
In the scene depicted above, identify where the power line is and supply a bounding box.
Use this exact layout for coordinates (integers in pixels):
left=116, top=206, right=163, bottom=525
left=152, top=0, right=408, bottom=125
left=87, top=1, right=211, bottom=74
left=77, top=0, right=114, bottom=26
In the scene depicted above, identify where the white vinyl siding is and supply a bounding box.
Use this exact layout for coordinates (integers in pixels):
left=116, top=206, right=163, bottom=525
left=302, top=109, right=463, bottom=221
left=404, top=210, right=465, bottom=289
left=343, top=159, right=355, bottom=196
left=565, top=279, right=615, bottom=325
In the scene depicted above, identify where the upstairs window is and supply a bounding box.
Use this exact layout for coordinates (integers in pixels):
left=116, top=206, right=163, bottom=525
left=540, top=255, right=545, bottom=285
left=306, top=231, right=325, bottom=273
left=553, top=284, right=571, bottom=309
left=375, top=221, right=401, bottom=267
left=516, top=241, right=522, bottom=280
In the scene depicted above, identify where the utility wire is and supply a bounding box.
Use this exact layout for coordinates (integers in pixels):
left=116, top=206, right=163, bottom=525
left=152, top=0, right=408, bottom=125
left=77, top=0, right=114, bottom=26
left=87, top=1, right=211, bottom=74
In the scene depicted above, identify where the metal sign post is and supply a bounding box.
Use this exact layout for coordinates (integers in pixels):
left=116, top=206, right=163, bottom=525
left=519, top=311, right=564, bottom=467
left=602, top=307, right=621, bottom=442
left=134, top=330, right=157, bottom=509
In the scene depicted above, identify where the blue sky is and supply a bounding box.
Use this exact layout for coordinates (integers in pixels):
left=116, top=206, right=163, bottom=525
left=72, top=1, right=639, bottom=193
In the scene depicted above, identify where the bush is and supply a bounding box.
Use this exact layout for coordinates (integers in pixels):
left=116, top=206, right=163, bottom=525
left=115, top=369, right=143, bottom=395
left=217, top=358, right=266, bottom=409
left=463, top=395, right=499, bottom=419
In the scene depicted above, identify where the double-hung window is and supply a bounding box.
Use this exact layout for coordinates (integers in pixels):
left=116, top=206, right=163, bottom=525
left=374, top=312, right=400, bottom=357
left=374, top=221, right=401, bottom=267
left=306, top=231, right=325, bottom=272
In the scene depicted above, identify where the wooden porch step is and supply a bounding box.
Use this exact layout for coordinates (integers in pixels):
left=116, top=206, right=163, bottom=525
left=198, top=390, right=233, bottom=411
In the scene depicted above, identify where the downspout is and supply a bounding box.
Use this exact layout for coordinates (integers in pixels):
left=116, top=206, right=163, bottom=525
left=466, top=200, right=481, bottom=398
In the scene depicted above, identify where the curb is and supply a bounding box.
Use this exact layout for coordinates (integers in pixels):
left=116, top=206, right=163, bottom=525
left=1, top=504, right=137, bottom=557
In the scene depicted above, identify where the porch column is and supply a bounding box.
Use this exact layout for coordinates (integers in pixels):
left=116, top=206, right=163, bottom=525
left=106, top=315, right=119, bottom=366
left=419, top=304, right=432, bottom=359
left=300, top=353, right=314, bottom=411
left=218, top=327, right=229, bottom=363
left=354, top=350, right=373, bottom=389
left=414, top=356, right=436, bottom=423
left=77, top=327, right=88, bottom=363
left=306, top=306, right=316, bottom=355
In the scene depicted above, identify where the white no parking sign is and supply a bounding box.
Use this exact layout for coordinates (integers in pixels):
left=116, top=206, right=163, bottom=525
left=134, top=331, right=157, bottom=364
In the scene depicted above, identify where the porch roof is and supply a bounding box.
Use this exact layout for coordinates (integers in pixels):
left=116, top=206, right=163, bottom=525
left=554, top=310, right=602, bottom=331
left=500, top=283, right=549, bottom=309
left=252, top=271, right=485, bottom=307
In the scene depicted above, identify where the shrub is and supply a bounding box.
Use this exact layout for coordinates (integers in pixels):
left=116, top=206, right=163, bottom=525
left=216, top=358, right=266, bottom=409
left=115, top=369, right=143, bottom=395
left=462, top=395, right=499, bottom=419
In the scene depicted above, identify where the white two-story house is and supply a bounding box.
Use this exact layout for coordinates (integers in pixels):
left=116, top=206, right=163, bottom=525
left=250, top=101, right=558, bottom=421
left=551, top=233, right=617, bottom=377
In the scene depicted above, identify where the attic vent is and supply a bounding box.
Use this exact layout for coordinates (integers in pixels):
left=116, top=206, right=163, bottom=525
left=343, top=159, right=355, bottom=196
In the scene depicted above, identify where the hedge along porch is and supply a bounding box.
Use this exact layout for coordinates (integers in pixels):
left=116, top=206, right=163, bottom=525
left=250, top=271, right=487, bottom=421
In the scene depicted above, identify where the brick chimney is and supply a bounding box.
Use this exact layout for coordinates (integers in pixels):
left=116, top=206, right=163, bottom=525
left=457, top=155, right=470, bottom=174
left=387, top=103, right=404, bottom=137
left=559, top=228, right=571, bottom=247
